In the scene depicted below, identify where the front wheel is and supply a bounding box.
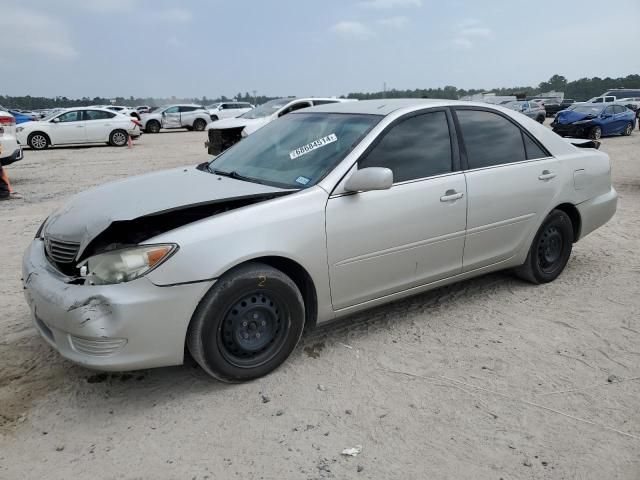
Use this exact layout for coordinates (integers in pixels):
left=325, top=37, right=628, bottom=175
left=515, top=210, right=573, bottom=284
left=623, top=122, right=633, bottom=136
left=193, top=119, right=207, bottom=131
left=187, top=263, right=305, bottom=382
left=28, top=132, right=49, bottom=150
left=145, top=120, right=161, bottom=134
left=589, top=126, right=602, bottom=140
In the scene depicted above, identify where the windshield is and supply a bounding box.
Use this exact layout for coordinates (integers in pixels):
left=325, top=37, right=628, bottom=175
left=570, top=105, right=603, bottom=115
left=41, top=110, right=65, bottom=121
left=240, top=98, right=292, bottom=119
left=207, top=112, right=381, bottom=188
left=207, top=103, right=221, bottom=109
left=505, top=101, right=527, bottom=110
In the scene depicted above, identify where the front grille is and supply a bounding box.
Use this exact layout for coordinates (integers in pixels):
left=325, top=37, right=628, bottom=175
left=45, top=236, right=80, bottom=264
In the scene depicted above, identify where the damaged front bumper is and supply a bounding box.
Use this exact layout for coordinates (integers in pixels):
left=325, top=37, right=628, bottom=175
left=22, top=239, right=214, bottom=371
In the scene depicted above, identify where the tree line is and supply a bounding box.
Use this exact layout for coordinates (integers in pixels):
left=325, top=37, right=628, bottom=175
left=344, top=74, right=640, bottom=101
left=2, top=74, right=640, bottom=110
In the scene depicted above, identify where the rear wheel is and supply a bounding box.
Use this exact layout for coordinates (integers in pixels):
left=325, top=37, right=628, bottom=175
left=589, top=126, right=602, bottom=140
left=515, top=210, right=573, bottom=284
left=193, top=119, right=207, bottom=131
left=28, top=132, right=49, bottom=150
left=187, top=263, right=305, bottom=382
left=623, top=122, right=633, bottom=136
left=109, top=129, right=128, bottom=147
left=146, top=120, right=161, bottom=133
left=536, top=115, right=545, bottom=123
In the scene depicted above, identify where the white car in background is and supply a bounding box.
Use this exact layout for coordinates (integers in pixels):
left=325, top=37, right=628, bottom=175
left=0, top=109, right=23, bottom=165
left=16, top=107, right=141, bottom=150
left=106, top=105, right=141, bottom=120
left=205, top=97, right=351, bottom=155
left=140, top=104, right=212, bottom=133
left=207, top=102, right=254, bottom=121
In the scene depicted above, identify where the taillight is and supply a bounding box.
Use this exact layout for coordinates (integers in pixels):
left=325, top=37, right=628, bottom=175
left=0, top=116, right=15, bottom=126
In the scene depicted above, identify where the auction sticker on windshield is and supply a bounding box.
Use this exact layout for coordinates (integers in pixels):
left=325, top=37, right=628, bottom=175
left=289, top=134, right=337, bottom=160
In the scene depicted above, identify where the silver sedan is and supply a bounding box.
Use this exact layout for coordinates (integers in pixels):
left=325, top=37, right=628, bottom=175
left=23, top=99, right=617, bottom=381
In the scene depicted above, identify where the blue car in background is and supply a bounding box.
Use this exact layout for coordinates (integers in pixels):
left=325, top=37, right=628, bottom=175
left=8, top=110, right=36, bottom=124
left=551, top=103, right=636, bottom=139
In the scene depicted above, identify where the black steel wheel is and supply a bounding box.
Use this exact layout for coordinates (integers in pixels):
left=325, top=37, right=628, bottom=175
left=187, top=262, right=305, bottom=382
left=589, top=126, right=602, bottom=140
left=515, top=209, right=573, bottom=284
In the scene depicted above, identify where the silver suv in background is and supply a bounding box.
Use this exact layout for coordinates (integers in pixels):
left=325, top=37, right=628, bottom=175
left=504, top=100, right=546, bottom=123
left=141, top=104, right=212, bottom=133
left=207, top=102, right=254, bottom=121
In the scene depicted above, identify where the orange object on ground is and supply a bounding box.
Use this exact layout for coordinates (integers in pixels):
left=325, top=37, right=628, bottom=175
left=127, top=135, right=133, bottom=149
left=0, top=167, right=13, bottom=193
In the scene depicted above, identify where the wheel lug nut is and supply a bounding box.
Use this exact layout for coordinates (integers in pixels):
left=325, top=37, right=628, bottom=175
left=261, top=321, right=266, bottom=326
left=256, top=333, right=261, bottom=338
left=242, top=321, right=248, bottom=327
left=243, top=333, right=249, bottom=339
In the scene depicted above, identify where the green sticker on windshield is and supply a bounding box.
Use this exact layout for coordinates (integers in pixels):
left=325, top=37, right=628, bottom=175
left=289, top=134, right=337, bottom=160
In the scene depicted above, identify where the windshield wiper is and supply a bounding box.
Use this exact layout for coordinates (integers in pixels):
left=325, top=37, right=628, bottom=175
left=210, top=168, right=266, bottom=185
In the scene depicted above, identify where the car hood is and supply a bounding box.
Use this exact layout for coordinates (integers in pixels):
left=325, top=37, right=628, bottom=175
left=555, top=110, right=597, bottom=124
left=43, top=166, right=290, bottom=254
left=206, top=116, right=270, bottom=131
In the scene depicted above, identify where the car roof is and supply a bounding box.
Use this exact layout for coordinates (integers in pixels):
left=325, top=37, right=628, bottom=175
left=302, top=98, right=468, bottom=115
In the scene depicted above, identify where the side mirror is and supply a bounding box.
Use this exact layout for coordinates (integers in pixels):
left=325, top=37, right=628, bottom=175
left=162, top=111, right=166, bottom=116
left=51, top=117, right=60, bottom=123
left=345, top=167, right=393, bottom=193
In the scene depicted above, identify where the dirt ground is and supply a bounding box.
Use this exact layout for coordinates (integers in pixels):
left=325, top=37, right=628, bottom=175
left=1, top=123, right=639, bottom=479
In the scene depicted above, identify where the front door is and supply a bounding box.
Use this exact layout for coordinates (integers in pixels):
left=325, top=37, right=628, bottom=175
left=453, top=108, right=561, bottom=272
left=162, top=106, right=181, bottom=128
left=326, top=110, right=467, bottom=310
left=50, top=110, right=86, bottom=144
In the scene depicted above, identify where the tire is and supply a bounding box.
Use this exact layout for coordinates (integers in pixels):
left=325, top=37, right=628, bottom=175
left=589, top=126, right=602, bottom=140
left=109, top=129, right=128, bottom=147
left=145, top=120, right=161, bottom=134
left=187, top=262, right=305, bottom=382
left=28, top=132, right=49, bottom=150
left=210, top=115, right=219, bottom=122
left=193, top=119, right=207, bottom=131
left=536, top=115, right=545, bottom=124
left=515, top=210, right=573, bottom=284
left=623, top=122, right=633, bottom=136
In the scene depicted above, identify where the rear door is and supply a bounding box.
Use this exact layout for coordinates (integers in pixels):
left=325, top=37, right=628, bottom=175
left=178, top=106, right=198, bottom=126
left=84, top=110, right=117, bottom=142
left=162, top=106, right=181, bottom=128
left=453, top=108, right=560, bottom=272
left=326, top=109, right=467, bottom=309
left=50, top=110, right=86, bottom=144
left=612, top=105, right=629, bottom=133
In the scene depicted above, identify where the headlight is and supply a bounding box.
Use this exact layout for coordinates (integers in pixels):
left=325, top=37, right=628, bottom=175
left=16, top=126, right=24, bottom=133
left=78, top=244, right=178, bottom=285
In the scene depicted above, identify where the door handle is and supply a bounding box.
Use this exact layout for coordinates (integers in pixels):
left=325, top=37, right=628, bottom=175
left=440, top=190, right=464, bottom=202
left=76, top=125, right=84, bottom=128
left=538, top=170, right=556, bottom=180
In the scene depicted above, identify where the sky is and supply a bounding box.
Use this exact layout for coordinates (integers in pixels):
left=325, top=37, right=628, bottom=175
left=2, top=0, right=639, bottom=99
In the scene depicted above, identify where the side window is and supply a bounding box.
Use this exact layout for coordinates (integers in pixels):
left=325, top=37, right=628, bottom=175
left=613, top=105, right=625, bottom=114
left=219, top=104, right=229, bottom=110
left=164, top=106, right=179, bottom=114
left=359, top=111, right=452, bottom=183
left=84, top=110, right=115, bottom=120
left=604, top=106, right=615, bottom=115
left=456, top=109, right=526, bottom=169
left=522, top=134, right=548, bottom=160
left=56, top=111, right=82, bottom=122
left=280, top=102, right=312, bottom=116
left=179, top=106, right=196, bottom=113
